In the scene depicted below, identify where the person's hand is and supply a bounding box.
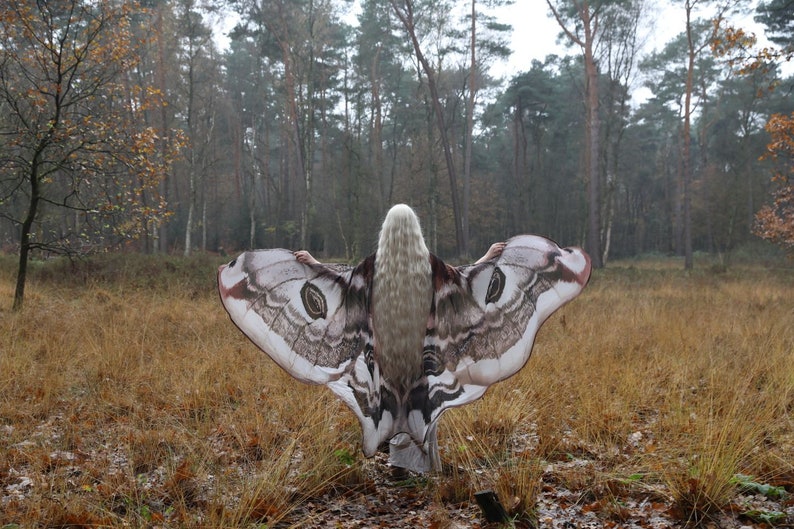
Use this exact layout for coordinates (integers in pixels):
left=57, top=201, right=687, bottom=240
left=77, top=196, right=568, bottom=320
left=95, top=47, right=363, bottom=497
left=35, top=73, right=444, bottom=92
left=294, top=250, right=320, bottom=265
left=476, top=242, right=506, bottom=264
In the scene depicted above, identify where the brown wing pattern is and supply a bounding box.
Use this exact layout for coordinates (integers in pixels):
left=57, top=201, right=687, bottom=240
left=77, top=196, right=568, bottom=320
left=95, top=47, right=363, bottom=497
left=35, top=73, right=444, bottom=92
left=218, top=251, right=400, bottom=456
left=417, top=235, right=591, bottom=425
left=218, top=250, right=371, bottom=378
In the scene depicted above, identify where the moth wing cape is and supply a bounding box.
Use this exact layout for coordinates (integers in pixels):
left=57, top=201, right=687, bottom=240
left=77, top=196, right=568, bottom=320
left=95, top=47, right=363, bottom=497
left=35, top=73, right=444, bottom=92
left=217, top=249, right=386, bottom=455
left=423, top=235, right=589, bottom=420
left=218, top=235, right=590, bottom=463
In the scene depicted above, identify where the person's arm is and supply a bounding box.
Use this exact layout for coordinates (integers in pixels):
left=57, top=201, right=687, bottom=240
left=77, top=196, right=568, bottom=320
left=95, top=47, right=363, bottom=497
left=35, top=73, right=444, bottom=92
left=474, top=242, right=506, bottom=264
left=294, top=250, right=320, bottom=265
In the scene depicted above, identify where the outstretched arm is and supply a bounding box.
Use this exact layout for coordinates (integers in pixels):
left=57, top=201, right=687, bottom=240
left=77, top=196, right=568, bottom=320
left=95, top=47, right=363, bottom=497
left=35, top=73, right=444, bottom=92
left=474, top=242, right=506, bottom=264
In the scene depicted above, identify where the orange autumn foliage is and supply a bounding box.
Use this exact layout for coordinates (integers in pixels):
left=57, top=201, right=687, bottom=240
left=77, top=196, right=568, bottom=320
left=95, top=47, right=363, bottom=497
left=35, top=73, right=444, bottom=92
left=712, top=17, right=794, bottom=254
left=754, top=112, right=794, bottom=253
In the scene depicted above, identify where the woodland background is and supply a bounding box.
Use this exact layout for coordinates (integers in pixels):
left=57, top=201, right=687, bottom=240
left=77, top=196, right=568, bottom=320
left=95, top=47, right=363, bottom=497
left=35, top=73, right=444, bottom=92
left=1, top=0, right=793, bottom=307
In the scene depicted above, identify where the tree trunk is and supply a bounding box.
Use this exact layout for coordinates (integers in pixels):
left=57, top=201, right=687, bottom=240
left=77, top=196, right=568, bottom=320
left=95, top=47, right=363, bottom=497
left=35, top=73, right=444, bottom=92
left=546, top=0, right=602, bottom=267
left=682, top=0, right=695, bottom=269
left=370, top=45, right=386, bottom=211
left=13, top=179, right=39, bottom=311
left=249, top=190, right=256, bottom=249
left=13, top=94, right=56, bottom=309
left=462, top=0, right=476, bottom=257
left=201, top=196, right=207, bottom=252
left=155, top=3, right=170, bottom=254
left=391, top=0, right=466, bottom=256
left=281, top=39, right=308, bottom=249
left=184, top=164, right=195, bottom=256
left=512, top=103, right=522, bottom=231
left=582, top=6, right=603, bottom=268
left=301, top=0, right=316, bottom=250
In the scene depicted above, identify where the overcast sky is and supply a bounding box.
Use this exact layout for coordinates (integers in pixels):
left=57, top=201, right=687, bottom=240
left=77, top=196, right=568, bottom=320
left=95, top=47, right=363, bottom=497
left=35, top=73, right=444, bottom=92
left=210, top=0, right=785, bottom=105
left=488, top=0, right=782, bottom=103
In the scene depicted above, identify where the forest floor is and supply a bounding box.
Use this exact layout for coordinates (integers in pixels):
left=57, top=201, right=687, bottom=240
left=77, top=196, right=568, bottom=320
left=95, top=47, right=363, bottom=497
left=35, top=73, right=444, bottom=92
left=1, top=253, right=793, bottom=528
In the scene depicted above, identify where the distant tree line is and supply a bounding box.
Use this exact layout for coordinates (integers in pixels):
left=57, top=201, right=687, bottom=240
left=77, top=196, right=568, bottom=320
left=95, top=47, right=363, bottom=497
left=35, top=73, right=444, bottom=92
left=1, top=0, right=792, bottom=306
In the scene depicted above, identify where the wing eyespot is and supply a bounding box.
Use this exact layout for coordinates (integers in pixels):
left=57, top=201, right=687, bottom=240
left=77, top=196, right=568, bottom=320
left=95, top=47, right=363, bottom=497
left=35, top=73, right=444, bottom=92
left=485, top=267, right=506, bottom=304
left=300, top=282, right=328, bottom=319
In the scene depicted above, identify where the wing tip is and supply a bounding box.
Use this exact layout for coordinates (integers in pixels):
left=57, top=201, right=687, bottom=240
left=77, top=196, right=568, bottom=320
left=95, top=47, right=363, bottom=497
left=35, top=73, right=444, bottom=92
left=570, top=248, right=592, bottom=286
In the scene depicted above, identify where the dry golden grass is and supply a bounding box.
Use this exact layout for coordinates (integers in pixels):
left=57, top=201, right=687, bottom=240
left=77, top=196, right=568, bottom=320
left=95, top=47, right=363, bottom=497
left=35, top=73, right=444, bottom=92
left=1, top=254, right=792, bottom=527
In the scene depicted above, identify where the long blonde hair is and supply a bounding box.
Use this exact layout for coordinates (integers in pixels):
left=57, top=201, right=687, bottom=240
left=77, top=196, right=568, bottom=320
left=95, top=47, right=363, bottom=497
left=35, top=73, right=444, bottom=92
left=373, top=204, right=432, bottom=390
